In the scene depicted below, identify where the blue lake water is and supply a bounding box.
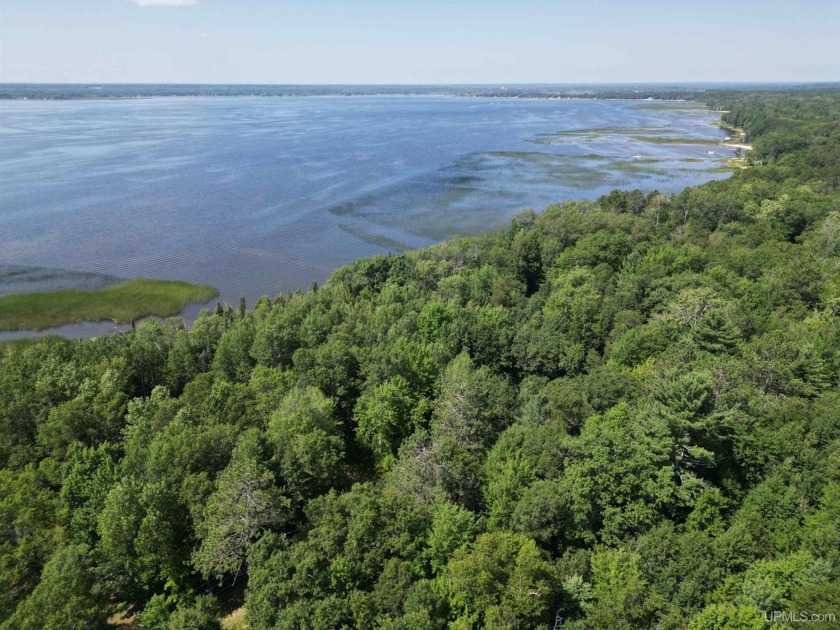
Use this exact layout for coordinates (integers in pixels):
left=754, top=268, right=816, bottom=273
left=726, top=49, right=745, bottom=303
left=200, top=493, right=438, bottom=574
left=0, top=96, right=733, bottom=314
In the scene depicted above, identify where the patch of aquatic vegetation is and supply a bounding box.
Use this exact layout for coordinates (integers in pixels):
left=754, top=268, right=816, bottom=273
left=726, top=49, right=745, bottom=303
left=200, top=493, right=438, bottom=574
left=330, top=201, right=358, bottom=217
left=0, top=264, right=121, bottom=297
left=379, top=202, right=521, bottom=241
left=486, top=151, right=572, bottom=163
left=633, top=136, right=722, bottom=145
left=337, top=224, right=413, bottom=252
left=330, top=142, right=730, bottom=244
left=568, top=127, right=672, bottom=135
left=628, top=101, right=706, bottom=112
left=529, top=126, right=673, bottom=145
left=487, top=151, right=608, bottom=162
left=447, top=175, right=486, bottom=186
left=478, top=153, right=612, bottom=187
left=528, top=136, right=603, bottom=145
left=504, top=153, right=609, bottom=162
left=608, top=160, right=672, bottom=176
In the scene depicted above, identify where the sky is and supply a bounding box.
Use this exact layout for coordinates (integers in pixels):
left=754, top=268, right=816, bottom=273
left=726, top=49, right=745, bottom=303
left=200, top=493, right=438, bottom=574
left=1, top=0, right=838, bottom=84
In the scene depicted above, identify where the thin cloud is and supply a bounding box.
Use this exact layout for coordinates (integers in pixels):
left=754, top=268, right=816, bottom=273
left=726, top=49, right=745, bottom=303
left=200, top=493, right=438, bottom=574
left=134, top=0, right=198, bottom=6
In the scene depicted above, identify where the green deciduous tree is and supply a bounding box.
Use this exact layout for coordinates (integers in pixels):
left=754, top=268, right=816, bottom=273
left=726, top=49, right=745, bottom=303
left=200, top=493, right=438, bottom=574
left=354, top=375, right=424, bottom=468
left=194, top=430, right=287, bottom=581
left=445, top=532, right=557, bottom=629
left=5, top=544, right=109, bottom=630
left=266, top=386, right=344, bottom=505
left=582, top=547, right=662, bottom=629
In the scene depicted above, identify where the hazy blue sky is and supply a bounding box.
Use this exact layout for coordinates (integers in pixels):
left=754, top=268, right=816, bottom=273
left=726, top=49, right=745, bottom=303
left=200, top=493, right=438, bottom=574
left=2, top=0, right=838, bottom=84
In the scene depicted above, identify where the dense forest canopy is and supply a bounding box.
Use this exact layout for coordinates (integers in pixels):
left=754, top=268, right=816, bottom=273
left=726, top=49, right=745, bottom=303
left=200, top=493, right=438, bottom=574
left=2, top=89, right=840, bottom=629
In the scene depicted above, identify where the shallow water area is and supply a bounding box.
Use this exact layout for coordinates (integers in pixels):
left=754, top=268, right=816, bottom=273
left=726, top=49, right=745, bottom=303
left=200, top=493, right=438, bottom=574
left=0, top=96, right=736, bottom=337
left=0, top=301, right=213, bottom=342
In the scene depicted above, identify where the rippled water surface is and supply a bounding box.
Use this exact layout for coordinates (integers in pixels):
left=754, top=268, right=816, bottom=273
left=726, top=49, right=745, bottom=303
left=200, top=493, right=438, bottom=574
left=0, top=96, right=733, bottom=307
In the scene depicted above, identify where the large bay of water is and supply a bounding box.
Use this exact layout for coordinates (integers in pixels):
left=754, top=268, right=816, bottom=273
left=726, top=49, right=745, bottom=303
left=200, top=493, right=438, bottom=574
left=0, top=96, right=733, bottom=311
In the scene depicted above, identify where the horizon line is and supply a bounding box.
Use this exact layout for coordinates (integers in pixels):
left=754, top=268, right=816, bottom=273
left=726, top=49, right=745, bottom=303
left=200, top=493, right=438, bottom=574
left=3, top=81, right=839, bottom=87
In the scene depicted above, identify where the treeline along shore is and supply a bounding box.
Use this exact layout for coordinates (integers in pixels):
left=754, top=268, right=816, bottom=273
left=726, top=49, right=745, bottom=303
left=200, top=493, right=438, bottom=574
left=1, top=88, right=839, bottom=628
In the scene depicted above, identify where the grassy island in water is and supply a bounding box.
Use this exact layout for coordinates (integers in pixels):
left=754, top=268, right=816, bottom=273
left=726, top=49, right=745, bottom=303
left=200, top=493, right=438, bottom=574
left=0, top=278, right=219, bottom=331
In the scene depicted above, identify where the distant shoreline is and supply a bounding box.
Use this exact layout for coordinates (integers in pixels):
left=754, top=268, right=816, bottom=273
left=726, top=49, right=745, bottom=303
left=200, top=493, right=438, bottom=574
left=2, top=82, right=838, bottom=101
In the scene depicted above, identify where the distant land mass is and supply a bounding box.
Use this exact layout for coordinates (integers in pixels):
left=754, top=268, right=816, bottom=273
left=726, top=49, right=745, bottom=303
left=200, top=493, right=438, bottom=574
left=2, top=82, right=839, bottom=101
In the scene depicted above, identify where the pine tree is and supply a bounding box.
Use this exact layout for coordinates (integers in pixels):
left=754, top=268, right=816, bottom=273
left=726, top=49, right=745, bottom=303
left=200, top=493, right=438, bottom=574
left=692, top=310, right=740, bottom=354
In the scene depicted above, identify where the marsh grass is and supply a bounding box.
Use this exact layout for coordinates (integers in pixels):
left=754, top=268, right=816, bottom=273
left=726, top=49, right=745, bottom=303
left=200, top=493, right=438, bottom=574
left=608, top=159, right=669, bottom=175
left=0, top=279, right=218, bottom=331
left=633, top=136, right=721, bottom=145
left=628, top=101, right=707, bottom=112
left=529, top=126, right=671, bottom=144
